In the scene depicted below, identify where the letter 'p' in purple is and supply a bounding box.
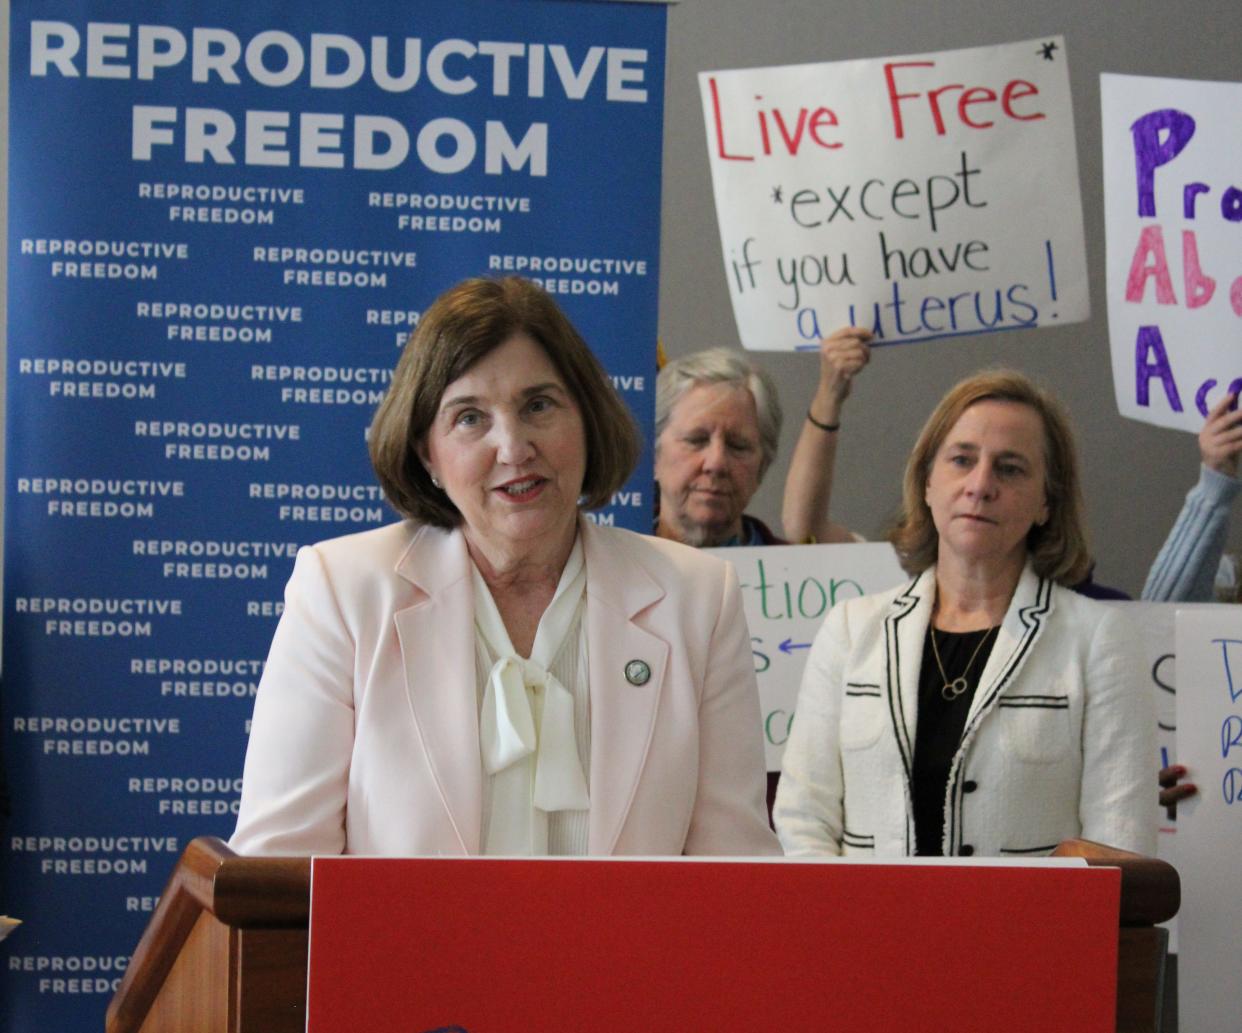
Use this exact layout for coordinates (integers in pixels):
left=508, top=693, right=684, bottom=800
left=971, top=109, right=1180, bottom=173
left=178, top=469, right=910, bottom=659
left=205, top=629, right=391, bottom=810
left=1130, top=109, right=1196, bottom=218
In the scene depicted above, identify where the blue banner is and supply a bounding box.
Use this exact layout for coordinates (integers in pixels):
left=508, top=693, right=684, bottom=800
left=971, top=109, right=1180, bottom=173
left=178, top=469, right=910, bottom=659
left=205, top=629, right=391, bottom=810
left=1, top=1, right=666, bottom=1028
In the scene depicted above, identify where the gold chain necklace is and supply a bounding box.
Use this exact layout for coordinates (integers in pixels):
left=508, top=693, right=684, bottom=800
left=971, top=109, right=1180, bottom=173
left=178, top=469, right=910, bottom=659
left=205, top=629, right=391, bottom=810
left=929, top=624, right=997, bottom=701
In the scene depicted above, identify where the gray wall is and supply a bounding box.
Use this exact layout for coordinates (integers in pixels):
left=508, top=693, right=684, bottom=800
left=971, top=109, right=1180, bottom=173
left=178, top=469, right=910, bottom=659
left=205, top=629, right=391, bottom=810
left=658, top=0, right=1242, bottom=596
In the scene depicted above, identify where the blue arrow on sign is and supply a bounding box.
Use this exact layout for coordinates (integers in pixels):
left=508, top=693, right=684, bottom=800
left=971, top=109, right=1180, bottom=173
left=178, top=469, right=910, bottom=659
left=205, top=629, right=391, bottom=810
left=779, top=638, right=812, bottom=655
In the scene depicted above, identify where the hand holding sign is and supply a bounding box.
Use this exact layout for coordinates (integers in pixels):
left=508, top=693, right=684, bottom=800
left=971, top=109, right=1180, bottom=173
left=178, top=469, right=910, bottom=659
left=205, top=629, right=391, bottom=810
left=1158, top=763, right=1196, bottom=814
left=1199, top=392, right=1242, bottom=475
left=813, top=326, right=873, bottom=417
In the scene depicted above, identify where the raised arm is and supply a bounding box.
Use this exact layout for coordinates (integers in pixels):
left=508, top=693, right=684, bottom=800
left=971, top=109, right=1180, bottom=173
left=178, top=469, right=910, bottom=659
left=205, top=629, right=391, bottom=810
left=781, top=327, right=871, bottom=543
left=1142, top=392, right=1242, bottom=601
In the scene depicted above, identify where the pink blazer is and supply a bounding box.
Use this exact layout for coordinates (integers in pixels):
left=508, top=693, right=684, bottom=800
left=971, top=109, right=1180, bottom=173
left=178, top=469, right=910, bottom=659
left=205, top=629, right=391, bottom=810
left=230, top=518, right=779, bottom=857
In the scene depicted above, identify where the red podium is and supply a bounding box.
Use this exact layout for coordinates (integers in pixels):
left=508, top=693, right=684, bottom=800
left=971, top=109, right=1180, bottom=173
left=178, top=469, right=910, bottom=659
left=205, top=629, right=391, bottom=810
left=106, top=837, right=1178, bottom=1033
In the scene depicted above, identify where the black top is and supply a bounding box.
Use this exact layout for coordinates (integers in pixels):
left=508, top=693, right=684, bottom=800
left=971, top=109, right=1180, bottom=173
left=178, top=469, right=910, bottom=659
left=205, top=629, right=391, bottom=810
left=912, top=626, right=998, bottom=856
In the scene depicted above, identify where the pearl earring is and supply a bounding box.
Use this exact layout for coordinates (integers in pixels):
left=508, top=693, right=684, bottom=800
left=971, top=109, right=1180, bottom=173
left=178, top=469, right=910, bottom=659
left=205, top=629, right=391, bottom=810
left=430, top=476, right=442, bottom=489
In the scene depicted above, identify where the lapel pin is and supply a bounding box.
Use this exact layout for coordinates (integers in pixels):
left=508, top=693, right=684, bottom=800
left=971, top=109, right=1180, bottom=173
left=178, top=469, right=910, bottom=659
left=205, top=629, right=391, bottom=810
left=624, top=659, right=651, bottom=686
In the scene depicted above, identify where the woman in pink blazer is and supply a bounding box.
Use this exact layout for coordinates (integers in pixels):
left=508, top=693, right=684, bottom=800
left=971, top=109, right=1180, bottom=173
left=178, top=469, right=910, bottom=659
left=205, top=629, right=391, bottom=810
left=230, top=277, right=778, bottom=858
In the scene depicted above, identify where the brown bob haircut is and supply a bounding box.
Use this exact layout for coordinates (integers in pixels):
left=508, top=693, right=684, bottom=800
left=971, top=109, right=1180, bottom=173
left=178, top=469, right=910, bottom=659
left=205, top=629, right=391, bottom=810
left=889, top=368, right=1092, bottom=586
left=369, top=276, right=641, bottom=528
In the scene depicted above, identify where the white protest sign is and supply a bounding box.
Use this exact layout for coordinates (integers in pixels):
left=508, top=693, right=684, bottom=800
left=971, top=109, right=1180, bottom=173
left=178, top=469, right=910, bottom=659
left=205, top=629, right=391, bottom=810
left=1113, top=600, right=1225, bottom=954
left=710, top=542, right=906, bottom=769
left=1102, top=74, right=1242, bottom=433
left=1119, top=604, right=1181, bottom=839
left=699, top=37, right=1089, bottom=352
left=1173, top=605, right=1242, bottom=1033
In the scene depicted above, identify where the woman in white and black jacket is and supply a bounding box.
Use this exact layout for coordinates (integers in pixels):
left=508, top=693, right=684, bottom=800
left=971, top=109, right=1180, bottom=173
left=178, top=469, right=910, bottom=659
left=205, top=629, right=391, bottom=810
left=775, top=370, right=1154, bottom=858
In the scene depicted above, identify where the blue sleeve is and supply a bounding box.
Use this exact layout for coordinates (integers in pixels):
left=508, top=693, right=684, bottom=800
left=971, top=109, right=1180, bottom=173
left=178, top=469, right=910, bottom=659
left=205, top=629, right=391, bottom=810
left=1142, top=465, right=1241, bottom=602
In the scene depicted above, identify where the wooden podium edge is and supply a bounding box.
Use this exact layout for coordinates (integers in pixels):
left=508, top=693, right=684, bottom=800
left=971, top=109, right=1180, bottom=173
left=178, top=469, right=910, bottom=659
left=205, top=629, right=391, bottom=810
left=105, top=836, right=310, bottom=1033
left=1052, top=837, right=1181, bottom=926
left=1054, top=838, right=1180, bottom=1033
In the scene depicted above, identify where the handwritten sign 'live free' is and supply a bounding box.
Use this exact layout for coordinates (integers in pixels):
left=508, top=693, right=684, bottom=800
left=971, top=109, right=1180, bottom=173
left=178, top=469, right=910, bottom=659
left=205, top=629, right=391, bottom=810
left=699, top=37, right=1089, bottom=352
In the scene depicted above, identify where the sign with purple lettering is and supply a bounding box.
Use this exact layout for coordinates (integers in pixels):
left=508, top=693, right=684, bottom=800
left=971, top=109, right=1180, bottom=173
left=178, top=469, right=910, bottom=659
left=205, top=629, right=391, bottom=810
left=1, top=2, right=667, bottom=1031
left=1173, top=606, right=1242, bottom=1033
left=1102, top=74, right=1242, bottom=432
left=699, top=37, right=1089, bottom=351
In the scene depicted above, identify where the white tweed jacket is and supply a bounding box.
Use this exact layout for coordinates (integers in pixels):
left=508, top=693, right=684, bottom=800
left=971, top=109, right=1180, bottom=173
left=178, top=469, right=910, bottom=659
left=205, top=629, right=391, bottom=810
left=775, top=561, right=1156, bottom=857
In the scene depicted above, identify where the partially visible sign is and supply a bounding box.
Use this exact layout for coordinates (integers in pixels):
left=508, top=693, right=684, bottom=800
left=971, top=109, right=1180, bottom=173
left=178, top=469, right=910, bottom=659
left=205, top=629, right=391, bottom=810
left=308, top=856, right=1120, bottom=1033
left=1102, top=74, right=1242, bottom=432
left=1174, top=605, right=1242, bottom=1033
left=1116, top=604, right=1181, bottom=833
left=1114, top=600, right=1208, bottom=954
left=700, top=37, right=1089, bottom=351
left=709, top=543, right=906, bottom=770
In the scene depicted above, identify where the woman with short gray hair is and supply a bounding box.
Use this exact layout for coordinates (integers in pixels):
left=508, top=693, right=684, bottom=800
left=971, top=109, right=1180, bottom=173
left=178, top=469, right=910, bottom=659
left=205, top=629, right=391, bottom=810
left=654, top=347, right=785, bottom=546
